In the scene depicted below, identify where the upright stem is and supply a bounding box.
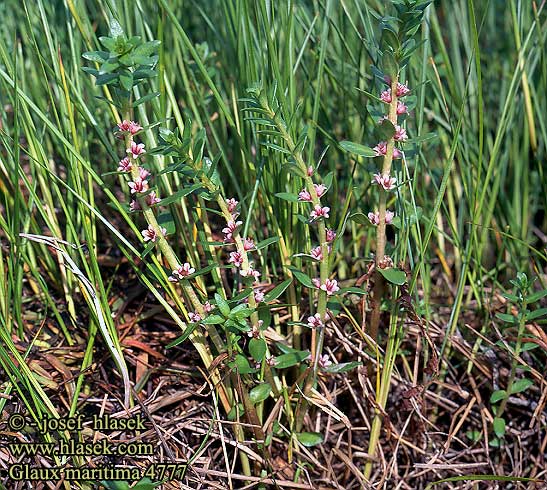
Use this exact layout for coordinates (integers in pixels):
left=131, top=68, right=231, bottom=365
left=369, top=77, right=399, bottom=343
left=365, top=77, right=400, bottom=479
left=258, top=95, right=331, bottom=431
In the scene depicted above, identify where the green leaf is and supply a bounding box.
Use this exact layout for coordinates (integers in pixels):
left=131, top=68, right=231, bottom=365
left=255, top=236, right=280, bottom=250
left=157, top=212, right=175, bottom=235
left=229, top=305, right=253, bottom=320
left=227, top=403, right=245, bottom=421
left=82, top=51, right=109, bottom=62
left=275, top=192, right=299, bottom=202
left=495, top=313, right=517, bottom=324
left=381, top=49, right=399, bottom=79
left=134, top=69, right=157, bottom=80
left=133, top=92, right=160, bottom=107
left=249, top=338, right=267, bottom=362
left=324, top=361, right=362, bottom=373
left=132, top=478, right=162, bottom=490
left=95, top=73, right=118, bottom=86
left=231, top=354, right=255, bottom=374
left=339, top=287, right=367, bottom=295
left=134, top=40, right=161, bottom=57
left=349, top=212, right=370, bottom=225
left=201, top=315, right=225, bottom=325
left=376, top=118, right=396, bottom=140
left=100, top=481, right=130, bottom=490
left=264, top=279, right=292, bottom=302
left=339, top=140, right=376, bottom=158
left=261, top=141, right=290, bottom=154
left=109, top=18, right=125, bottom=38
left=166, top=323, right=197, bottom=348
left=159, top=184, right=202, bottom=206
left=288, top=268, right=315, bottom=289
left=377, top=268, right=406, bottom=285
left=99, top=36, right=116, bottom=51
left=510, top=378, right=534, bottom=394
left=214, top=293, right=230, bottom=317
left=274, top=350, right=310, bottom=369
left=99, top=59, right=120, bottom=74
left=490, top=390, right=507, bottom=404
left=295, top=432, right=323, bottom=447
left=526, top=308, right=547, bottom=321
left=119, top=73, right=133, bottom=91
left=528, top=289, right=547, bottom=303
left=249, top=383, right=271, bottom=404
left=493, top=417, right=506, bottom=438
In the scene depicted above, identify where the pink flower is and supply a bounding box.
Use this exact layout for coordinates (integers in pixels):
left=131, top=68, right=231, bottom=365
left=312, top=278, right=339, bottom=295
left=222, top=220, right=242, bottom=242
left=229, top=251, right=244, bottom=267
left=145, top=191, right=161, bottom=206
left=380, top=89, right=392, bottom=103
left=128, top=121, right=143, bottom=134
left=117, top=157, right=132, bottom=172
left=311, top=246, right=323, bottom=260
left=396, top=82, right=410, bottom=97
left=314, top=184, right=327, bottom=198
left=307, top=166, right=314, bottom=176
left=374, top=141, right=388, bottom=156
left=371, top=173, right=397, bottom=191
left=128, top=177, right=149, bottom=194
left=321, top=278, right=339, bottom=295
left=374, top=141, right=402, bottom=159
left=222, top=220, right=242, bottom=235
left=127, top=141, right=146, bottom=159
left=189, top=312, right=202, bottom=323
left=243, top=238, right=255, bottom=251
left=254, top=289, right=265, bottom=303
left=298, top=189, right=312, bottom=202
left=118, top=120, right=132, bottom=132
left=174, top=263, right=195, bottom=278
left=204, top=301, right=213, bottom=312
left=118, top=120, right=143, bottom=135
left=266, top=356, right=277, bottom=367
left=397, top=101, right=408, bottom=115
left=368, top=211, right=395, bottom=225
left=394, top=125, right=407, bottom=142
left=318, top=354, right=332, bottom=368
left=226, top=198, right=238, bottom=213
left=307, top=313, right=323, bottom=328
left=138, top=167, right=151, bottom=180
left=241, top=266, right=260, bottom=281
left=326, top=229, right=336, bottom=242
left=141, top=224, right=166, bottom=242
left=310, top=205, right=330, bottom=220
left=368, top=212, right=380, bottom=226
left=129, top=200, right=141, bottom=212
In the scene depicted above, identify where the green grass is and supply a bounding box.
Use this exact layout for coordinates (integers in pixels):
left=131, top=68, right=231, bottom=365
left=0, top=0, right=546, bottom=488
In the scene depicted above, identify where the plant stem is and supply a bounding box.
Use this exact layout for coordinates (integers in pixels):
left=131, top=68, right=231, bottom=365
left=365, top=77, right=400, bottom=479
left=370, top=77, right=399, bottom=342
left=496, top=299, right=527, bottom=419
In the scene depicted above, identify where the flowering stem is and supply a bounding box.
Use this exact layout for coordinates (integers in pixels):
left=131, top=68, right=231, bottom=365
left=122, top=116, right=230, bottom=403
left=370, top=77, right=399, bottom=343
left=258, top=96, right=332, bottom=432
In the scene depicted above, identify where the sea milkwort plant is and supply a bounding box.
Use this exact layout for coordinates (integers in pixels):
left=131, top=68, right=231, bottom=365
left=339, top=0, right=434, bottom=478
left=82, top=19, right=353, bottom=476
